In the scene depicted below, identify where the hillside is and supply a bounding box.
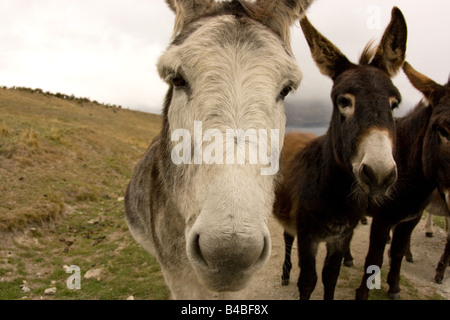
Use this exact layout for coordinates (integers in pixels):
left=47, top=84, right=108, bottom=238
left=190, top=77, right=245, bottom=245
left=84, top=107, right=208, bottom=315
left=285, top=97, right=331, bottom=128
left=0, top=87, right=169, bottom=299
left=0, top=87, right=160, bottom=231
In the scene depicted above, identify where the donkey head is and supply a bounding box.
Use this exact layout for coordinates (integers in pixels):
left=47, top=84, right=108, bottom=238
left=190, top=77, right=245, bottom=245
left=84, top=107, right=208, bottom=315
left=300, top=7, right=407, bottom=200
left=158, top=0, right=312, bottom=292
left=403, top=62, right=450, bottom=211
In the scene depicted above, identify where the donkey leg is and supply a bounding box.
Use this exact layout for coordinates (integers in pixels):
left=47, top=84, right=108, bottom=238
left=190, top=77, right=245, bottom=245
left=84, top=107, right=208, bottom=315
left=322, top=234, right=351, bottom=300
left=405, top=236, right=414, bottom=263
left=446, top=216, right=449, bottom=234
left=297, top=237, right=318, bottom=300
left=447, top=217, right=450, bottom=267
left=425, top=210, right=434, bottom=238
left=435, top=230, right=450, bottom=284
left=355, top=217, right=391, bottom=300
left=281, top=231, right=295, bottom=286
left=343, top=248, right=354, bottom=267
left=344, top=224, right=357, bottom=267
left=343, top=236, right=354, bottom=268
left=387, top=215, right=421, bottom=299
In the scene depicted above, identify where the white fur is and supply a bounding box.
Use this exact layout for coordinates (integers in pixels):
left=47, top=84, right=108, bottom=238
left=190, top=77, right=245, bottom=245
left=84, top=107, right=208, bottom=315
left=156, top=15, right=302, bottom=296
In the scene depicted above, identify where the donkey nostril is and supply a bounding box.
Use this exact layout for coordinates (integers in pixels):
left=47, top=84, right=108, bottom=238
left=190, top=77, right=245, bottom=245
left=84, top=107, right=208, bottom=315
left=358, top=163, right=397, bottom=195
left=360, top=164, right=376, bottom=186
left=191, top=234, right=208, bottom=268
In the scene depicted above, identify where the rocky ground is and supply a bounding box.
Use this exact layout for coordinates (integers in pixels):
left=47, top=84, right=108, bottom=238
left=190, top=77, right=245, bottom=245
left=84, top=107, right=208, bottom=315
left=235, top=215, right=449, bottom=300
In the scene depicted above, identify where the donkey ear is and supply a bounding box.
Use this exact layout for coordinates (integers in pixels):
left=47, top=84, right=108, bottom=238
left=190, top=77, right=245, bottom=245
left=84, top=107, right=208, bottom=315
left=165, top=0, right=217, bottom=36
left=300, top=16, right=354, bottom=80
left=245, top=0, right=314, bottom=52
left=370, top=7, right=407, bottom=77
left=403, top=62, right=445, bottom=106
left=166, top=0, right=176, bottom=12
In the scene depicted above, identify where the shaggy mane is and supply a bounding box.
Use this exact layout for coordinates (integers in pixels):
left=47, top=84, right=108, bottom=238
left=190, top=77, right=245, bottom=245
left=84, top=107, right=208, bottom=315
left=358, top=39, right=377, bottom=66
left=169, top=0, right=313, bottom=54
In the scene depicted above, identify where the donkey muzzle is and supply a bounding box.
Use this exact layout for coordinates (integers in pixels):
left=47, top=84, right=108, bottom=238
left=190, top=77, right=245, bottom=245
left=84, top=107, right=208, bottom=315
left=186, top=222, right=271, bottom=292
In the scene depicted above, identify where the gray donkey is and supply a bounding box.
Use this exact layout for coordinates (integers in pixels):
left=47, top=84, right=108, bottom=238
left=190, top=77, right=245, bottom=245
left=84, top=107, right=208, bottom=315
left=125, top=0, right=313, bottom=299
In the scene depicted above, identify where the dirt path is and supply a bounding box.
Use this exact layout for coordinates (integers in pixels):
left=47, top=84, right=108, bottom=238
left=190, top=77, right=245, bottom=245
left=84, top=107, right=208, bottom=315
left=235, top=216, right=450, bottom=300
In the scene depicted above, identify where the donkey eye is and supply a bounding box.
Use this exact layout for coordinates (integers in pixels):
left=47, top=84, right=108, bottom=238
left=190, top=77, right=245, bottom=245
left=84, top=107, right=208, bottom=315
left=437, top=126, right=450, bottom=141
left=336, top=94, right=356, bottom=119
left=391, top=101, right=399, bottom=110
left=171, top=75, right=187, bottom=88
left=337, top=95, right=352, bottom=108
left=390, top=97, right=400, bottom=110
left=279, top=86, right=292, bottom=99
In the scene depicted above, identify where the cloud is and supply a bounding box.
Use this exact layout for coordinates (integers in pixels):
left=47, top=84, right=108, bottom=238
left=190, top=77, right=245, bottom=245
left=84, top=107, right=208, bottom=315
left=288, top=0, right=450, bottom=115
left=0, top=0, right=448, bottom=116
left=0, top=0, right=173, bottom=112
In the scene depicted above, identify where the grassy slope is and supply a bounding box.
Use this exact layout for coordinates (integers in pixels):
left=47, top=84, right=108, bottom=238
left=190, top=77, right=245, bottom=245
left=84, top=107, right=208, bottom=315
left=0, top=88, right=169, bottom=299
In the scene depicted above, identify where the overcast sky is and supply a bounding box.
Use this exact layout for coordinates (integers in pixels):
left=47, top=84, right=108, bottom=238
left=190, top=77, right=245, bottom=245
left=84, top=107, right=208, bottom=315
left=0, top=0, right=449, bottom=116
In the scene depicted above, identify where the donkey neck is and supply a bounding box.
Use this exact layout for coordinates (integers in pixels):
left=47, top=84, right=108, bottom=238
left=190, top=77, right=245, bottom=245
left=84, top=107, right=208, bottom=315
left=395, top=102, right=432, bottom=178
left=291, top=133, right=368, bottom=222
left=305, top=133, right=359, bottom=203
left=322, top=130, right=353, bottom=179
left=393, top=101, right=436, bottom=204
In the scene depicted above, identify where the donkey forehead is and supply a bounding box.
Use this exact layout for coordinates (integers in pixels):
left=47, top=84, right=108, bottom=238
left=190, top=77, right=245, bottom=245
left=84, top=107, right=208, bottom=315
left=438, top=87, right=450, bottom=106
left=157, top=15, right=301, bottom=83
left=332, top=67, right=401, bottom=99
left=432, top=101, right=450, bottom=125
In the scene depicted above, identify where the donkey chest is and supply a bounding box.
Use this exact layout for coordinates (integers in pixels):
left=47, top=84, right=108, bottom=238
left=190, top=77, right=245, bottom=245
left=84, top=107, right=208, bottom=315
left=296, top=168, right=364, bottom=238
left=299, top=205, right=362, bottom=240
left=321, top=219, right=356, bottom=240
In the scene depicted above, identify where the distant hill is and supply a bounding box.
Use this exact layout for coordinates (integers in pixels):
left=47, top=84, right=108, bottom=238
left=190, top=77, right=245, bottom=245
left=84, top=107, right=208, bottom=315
left=284, top=96, right=417, bottom=128
left=0, top=86, right=161, bottom=231
left=284, top=97, right=331, bottom=128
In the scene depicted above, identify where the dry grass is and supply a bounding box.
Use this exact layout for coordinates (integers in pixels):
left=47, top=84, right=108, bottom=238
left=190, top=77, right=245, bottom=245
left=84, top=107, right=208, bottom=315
left=0, top=87, right=161, bottom=232
left=0, top=87, right=169, bottom=300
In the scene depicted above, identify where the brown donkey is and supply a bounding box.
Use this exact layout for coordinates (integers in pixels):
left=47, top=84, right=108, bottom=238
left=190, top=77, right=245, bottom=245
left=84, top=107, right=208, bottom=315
left=273, top=7, right=407, bottom=300
left=414, top=190, right=450, bottom=284
left=355, top=62, right=450, bottom=299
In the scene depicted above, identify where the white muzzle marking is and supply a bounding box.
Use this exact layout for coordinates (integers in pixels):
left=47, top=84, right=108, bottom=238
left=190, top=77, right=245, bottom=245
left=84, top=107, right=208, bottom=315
left=352, top=128, right=397, bottom=196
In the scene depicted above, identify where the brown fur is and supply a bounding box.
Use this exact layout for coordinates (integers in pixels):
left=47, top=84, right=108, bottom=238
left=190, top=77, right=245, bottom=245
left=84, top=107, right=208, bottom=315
left=370, top=7, right=408, bottom=76
left=274, top=7, right=407, bottom=300
left=426, top=191, right=450, bottom=284
left=281, top=131, right=317, bottom=170
left=403, top=62, right=444, bottom=105
left=275, top=131, right=317, bottom=235
left=354, top=62, right=450, bottom=299
left=299, top=16, right=352, bottom=79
